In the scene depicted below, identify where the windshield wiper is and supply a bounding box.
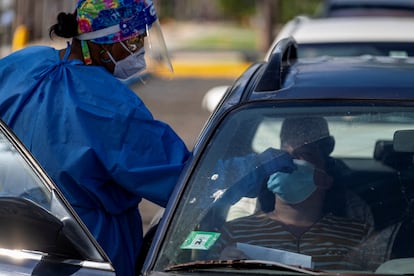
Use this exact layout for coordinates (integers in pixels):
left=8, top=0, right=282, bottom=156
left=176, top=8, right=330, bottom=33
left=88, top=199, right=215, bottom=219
left=166, top=259, right=323, bottom=275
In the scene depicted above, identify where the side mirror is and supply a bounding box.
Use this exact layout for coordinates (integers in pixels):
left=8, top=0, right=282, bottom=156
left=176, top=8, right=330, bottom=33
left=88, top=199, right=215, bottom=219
left=393, top=130, right=414, bottom=152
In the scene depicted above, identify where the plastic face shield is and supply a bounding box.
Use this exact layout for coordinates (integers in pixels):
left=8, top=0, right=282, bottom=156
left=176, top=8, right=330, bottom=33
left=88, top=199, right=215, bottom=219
left=144, top=19, right=174, bottom=76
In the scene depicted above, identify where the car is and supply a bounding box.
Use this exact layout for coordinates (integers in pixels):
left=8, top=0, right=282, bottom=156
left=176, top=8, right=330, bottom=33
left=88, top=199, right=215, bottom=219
left=0, top=122, right=115, bottom=274
left=320, top=0, right=414, bottom=17
left=140, top=37, right=414, bottom=275
left=201, top=85, right=230, bottom=113
left=203, top=15, right=414, bottom=114
left=271, top=15, right=414, bottom=59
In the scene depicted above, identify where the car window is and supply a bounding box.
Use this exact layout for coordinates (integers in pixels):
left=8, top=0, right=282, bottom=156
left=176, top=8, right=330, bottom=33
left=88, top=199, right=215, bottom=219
left=0, top=124, right=110, bottom=263
left=299, top=42, right=414, bottom=58
left=252, top=107, right=414, bottom=158
left=153, top=102, right=414, bottom=274
left=0, top=134, right=52, bottom=209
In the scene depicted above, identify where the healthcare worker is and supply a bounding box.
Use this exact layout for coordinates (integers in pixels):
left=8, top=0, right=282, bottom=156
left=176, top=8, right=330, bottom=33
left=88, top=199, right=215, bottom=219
left=0, top=0, right=190, bottom=275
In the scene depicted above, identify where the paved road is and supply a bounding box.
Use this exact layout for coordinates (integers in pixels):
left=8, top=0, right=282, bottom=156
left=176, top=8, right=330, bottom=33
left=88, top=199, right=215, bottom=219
left=130, top=75, right=235, bottom=231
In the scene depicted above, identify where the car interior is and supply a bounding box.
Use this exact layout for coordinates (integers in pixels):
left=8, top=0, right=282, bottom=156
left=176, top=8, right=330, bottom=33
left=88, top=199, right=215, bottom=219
left=163, top=107, right=414, bottom=271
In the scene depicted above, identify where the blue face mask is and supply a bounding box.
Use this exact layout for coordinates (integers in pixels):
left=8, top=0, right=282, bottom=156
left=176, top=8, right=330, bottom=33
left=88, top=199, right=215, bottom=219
left=267, top=159, right=316, bottom=204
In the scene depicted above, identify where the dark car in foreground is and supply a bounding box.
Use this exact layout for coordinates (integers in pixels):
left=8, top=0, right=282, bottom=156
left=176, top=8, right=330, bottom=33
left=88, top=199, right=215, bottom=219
left=0, top=123, right=115, bottom=274
left=140, top=38, right=414, bottom=275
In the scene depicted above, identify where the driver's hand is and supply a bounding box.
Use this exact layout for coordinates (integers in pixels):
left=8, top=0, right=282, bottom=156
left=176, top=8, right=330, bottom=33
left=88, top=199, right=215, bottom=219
left=258, top=148, right=297, bottom=175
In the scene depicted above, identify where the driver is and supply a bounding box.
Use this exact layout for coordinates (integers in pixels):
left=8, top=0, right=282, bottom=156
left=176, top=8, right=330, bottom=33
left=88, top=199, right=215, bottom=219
left=213, top=117, right=374, bottom=270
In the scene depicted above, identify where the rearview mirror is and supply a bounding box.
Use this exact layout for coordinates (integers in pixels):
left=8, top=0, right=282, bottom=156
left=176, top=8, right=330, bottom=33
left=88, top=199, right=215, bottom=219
left=393, top=130, right=414, bottom=152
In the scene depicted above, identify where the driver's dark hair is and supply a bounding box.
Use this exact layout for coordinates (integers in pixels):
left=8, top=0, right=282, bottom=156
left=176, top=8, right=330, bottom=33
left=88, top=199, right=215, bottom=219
left=280, top=117, right=335, bottom=156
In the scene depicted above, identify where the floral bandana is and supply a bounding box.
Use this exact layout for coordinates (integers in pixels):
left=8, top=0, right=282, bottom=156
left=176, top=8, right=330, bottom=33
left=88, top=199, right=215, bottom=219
left=76, top=0, right=157, bottom=44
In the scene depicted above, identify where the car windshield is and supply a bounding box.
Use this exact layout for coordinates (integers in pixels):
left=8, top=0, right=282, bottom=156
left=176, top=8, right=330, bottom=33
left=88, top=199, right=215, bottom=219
left=299, top=42, right=414, bottom=58
left=154, top=102, right=414, bottom=274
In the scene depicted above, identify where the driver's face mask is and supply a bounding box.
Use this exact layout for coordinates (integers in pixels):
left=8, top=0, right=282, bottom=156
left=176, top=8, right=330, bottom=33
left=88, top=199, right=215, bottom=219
left=107, top=42, right=146, bottom=80
left=267, top=159, right=317, bottom=204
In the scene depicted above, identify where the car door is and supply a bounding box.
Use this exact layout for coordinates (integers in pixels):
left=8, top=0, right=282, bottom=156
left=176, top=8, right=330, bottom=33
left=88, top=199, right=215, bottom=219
left=0, top=120, right=115, bottom=275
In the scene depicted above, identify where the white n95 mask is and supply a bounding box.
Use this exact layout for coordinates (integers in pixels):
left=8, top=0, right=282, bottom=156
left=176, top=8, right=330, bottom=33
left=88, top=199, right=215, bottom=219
left=107, top=43, right=146, bottom=80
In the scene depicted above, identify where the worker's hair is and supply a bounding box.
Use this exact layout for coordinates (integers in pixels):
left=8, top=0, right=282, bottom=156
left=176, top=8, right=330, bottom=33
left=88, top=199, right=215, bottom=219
left=49, top=12, right=78, bottom=39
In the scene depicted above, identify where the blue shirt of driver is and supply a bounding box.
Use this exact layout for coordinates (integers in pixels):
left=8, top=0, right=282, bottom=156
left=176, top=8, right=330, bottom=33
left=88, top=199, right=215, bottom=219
left=0, top=45, right=190, bottom=276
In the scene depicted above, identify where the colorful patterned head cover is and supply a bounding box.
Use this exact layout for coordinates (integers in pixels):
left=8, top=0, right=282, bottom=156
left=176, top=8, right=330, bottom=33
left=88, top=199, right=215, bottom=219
left=76, top=0, right=157, bottom=44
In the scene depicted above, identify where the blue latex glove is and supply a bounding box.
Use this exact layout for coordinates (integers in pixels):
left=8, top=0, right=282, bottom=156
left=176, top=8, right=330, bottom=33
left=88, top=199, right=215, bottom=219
left=201, top=148, right=296, bottom=206
left=256, top=148, right=297, bottom=175
left=196, top=149, right=298, bottom=230
left=267, top=159, right=316, bottom=204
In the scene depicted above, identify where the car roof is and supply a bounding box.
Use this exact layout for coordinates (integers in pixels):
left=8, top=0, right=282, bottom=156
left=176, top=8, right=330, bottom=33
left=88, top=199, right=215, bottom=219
left=222, top=38, right=414, bottom=112
left=254, top=57, right=414, bottom=100
left=276, top=16, right=414, bottom=44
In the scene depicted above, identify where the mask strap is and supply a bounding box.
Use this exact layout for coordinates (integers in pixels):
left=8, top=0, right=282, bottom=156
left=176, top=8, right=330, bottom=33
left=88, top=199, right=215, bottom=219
left=106, top=50, right=117, bottom=65
left=81, top=40, right=92, bottom=65
left=106, top=42, right=134, bottom=65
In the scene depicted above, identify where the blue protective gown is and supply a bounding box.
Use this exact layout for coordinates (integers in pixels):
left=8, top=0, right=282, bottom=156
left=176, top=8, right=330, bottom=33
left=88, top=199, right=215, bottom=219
left=0, top=44, right=190, bottom=275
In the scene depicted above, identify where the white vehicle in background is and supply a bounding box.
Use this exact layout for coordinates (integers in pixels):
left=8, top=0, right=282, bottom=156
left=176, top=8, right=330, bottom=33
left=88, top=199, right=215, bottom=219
left=270, top=16, right=414, bottom=59
left=320, top=0, right=414, bottom=17
left=201, top=86, right=230, bottom=113
left=203, top=15, right=414, bottom=113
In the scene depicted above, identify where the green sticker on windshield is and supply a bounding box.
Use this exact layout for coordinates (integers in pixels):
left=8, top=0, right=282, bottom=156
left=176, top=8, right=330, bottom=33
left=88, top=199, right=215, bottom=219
left=180, top=231, right=221, bottom=250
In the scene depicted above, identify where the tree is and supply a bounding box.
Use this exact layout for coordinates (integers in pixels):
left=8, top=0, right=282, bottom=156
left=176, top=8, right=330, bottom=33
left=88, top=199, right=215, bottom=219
left=217, top=0, right=256, bottom=23
left=256, top=0, right=279, bottom=52
left=256, top=0, right=322, bottom=51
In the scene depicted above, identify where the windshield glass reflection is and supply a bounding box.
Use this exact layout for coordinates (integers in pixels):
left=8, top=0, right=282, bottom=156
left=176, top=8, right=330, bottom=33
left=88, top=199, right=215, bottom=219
left=0, top=133, right=52, bottom=209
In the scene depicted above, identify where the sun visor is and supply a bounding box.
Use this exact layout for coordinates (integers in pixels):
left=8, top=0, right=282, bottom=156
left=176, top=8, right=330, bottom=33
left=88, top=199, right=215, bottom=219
left=393, top=130, right=414, bottom=152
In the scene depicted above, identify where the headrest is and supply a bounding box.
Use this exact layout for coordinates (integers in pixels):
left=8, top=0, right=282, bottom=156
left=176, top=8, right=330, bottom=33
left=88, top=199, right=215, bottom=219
left=374, top=140, right=413, bottom=170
